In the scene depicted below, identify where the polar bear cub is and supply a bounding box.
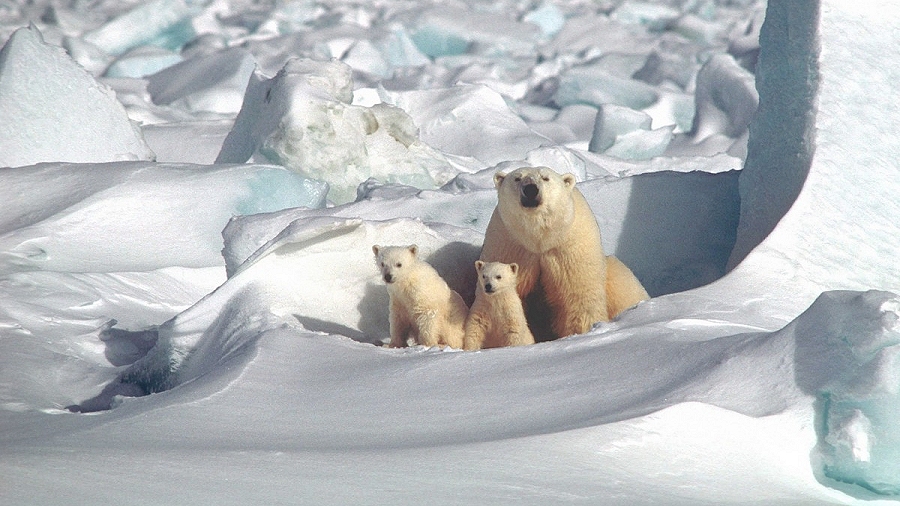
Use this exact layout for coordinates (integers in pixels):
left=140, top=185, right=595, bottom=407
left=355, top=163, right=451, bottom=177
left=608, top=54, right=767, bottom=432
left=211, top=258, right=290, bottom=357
left=373, top=244, right=467, bottom=349
left=464, top=261, right=535, bottom=350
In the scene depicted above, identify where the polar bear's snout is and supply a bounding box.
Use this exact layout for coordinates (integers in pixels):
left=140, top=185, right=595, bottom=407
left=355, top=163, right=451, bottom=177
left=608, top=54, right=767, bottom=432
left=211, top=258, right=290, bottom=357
left=520, top=176, right=541, bottom=208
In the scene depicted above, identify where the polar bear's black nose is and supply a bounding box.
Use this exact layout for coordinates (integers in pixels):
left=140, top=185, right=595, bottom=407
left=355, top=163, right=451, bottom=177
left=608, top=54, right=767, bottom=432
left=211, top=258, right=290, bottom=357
left=383, top=273, right=393, bottom=283
left=484, top=283, right=494, bottom=293
left=520, top=178, right=541, bottom=208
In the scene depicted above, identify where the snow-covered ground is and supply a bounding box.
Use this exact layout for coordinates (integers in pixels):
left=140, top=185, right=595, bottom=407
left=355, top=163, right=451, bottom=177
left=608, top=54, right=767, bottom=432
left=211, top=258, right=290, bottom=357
left=2, top=0, right=899, bottom=504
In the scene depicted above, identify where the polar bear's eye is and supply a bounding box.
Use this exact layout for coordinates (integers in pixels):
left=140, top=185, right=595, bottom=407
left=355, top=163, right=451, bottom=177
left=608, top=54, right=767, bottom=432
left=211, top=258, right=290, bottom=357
left=514, top=176, right=521, bottom=182
left=541, top=175, right=550, bottom=181
left=395, top=262, right=402, bottom=268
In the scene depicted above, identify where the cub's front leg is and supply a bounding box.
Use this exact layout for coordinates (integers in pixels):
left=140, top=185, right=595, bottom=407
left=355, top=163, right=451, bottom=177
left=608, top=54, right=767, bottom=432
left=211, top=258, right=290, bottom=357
left=464, top=312, right=489, bottom=350
left=414, top=311, right=441, bottom=347
left=389, top=300, right=411, bottom=348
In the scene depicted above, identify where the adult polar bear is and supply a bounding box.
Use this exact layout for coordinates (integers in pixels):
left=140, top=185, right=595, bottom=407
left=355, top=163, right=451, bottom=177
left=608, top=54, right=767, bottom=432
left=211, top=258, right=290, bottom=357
left=480, top=166, right=649, bottom=339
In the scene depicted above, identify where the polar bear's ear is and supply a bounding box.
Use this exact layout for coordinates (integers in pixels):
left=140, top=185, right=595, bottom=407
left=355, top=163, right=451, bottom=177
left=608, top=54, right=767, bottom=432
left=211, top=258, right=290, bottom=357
left=372, top=245, right=380, bottom=256
left=475, top=260, right=485, bottom=272
left=493, top=172, right=506, bottom=189
left=562, top=174, right=576, bottom=189
left=509, top=263, right=518, bottom=275
left=408, top=244, right=418, bottom=256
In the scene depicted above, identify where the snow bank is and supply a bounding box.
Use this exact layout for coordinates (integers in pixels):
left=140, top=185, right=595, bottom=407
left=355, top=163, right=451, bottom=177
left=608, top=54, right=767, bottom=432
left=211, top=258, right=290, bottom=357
left=217, top=58, right=457, bottom=204
left=0, top=25, right=154, bottom=167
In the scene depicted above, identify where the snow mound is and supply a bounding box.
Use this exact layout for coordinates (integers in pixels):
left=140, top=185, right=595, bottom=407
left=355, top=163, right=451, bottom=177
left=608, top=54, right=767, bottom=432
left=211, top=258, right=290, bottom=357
left=216, top=58, right=457, bottom=204
left=0, top=25, right=154, bottom=167
left=73, top=218, right=480, bottom=411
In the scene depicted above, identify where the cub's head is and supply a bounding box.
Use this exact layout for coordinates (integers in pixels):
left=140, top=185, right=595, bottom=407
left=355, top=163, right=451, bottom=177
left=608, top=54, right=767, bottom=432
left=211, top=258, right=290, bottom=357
left=372, top=244, right=418, bottom=284
left=494, top=166, right=576, bottom=210
left=475, top=260, right=518, bottom=294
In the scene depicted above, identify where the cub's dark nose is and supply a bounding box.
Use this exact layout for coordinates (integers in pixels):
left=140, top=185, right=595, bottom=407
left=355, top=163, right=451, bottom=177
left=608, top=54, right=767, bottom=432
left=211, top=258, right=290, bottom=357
left=484, top=283, right=494, bottom=293
left=383, top=273, right=393, bottom=283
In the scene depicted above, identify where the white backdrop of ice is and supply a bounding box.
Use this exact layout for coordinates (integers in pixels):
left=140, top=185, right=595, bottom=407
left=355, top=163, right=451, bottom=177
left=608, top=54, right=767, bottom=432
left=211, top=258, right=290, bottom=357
left=0, top=0, right=899, bottom=503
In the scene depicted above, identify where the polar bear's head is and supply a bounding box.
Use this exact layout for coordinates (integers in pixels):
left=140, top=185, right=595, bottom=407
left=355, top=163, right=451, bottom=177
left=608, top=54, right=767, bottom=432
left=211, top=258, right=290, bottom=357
left=475, top=260, right=518, bottom=295
left=494, top=166, right=576, bottom=210
left=493, top=166, right=577, bottom=252
left=372, top=244, right=417, bottom=284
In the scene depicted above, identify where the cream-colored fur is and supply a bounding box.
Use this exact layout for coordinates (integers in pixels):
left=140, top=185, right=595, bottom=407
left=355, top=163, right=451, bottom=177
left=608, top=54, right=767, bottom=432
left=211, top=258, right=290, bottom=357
left=464, top=261, right=535, bottom=350
left=373, top=244, right=466, bottom=348
left=480, top=166, right=649, bottom=338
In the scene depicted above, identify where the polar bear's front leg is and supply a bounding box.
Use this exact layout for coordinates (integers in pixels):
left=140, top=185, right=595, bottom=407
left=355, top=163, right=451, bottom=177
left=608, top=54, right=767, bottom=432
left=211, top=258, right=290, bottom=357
left=541, top=249, right=609, bottom=337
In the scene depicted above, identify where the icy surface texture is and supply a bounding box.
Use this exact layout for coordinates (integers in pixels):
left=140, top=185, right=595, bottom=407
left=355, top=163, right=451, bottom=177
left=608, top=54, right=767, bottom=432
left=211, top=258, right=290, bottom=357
left=0, top=26, right=154, bottom=167
left=792, top=291, right=900, bottom=495
left=217, top=58, right=456, bottom=204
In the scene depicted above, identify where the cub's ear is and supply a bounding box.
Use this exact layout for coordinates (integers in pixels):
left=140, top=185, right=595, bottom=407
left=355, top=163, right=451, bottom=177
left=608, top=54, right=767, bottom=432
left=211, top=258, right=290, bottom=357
left=408, top=244, right=418, bottom=256
left=509, top=263, right=518, bottom=275
left=372, top=245, right=380, bottom=256
left=474, top=260, right=485, bottom=272
left=562, top=174, right=577, bottom=189
left=493, top=172, right=506, bottom=189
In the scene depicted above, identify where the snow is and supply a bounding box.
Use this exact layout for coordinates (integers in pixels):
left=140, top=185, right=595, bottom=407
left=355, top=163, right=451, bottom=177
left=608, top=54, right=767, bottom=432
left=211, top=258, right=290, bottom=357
left=1, top=0, right=900, bottom=504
